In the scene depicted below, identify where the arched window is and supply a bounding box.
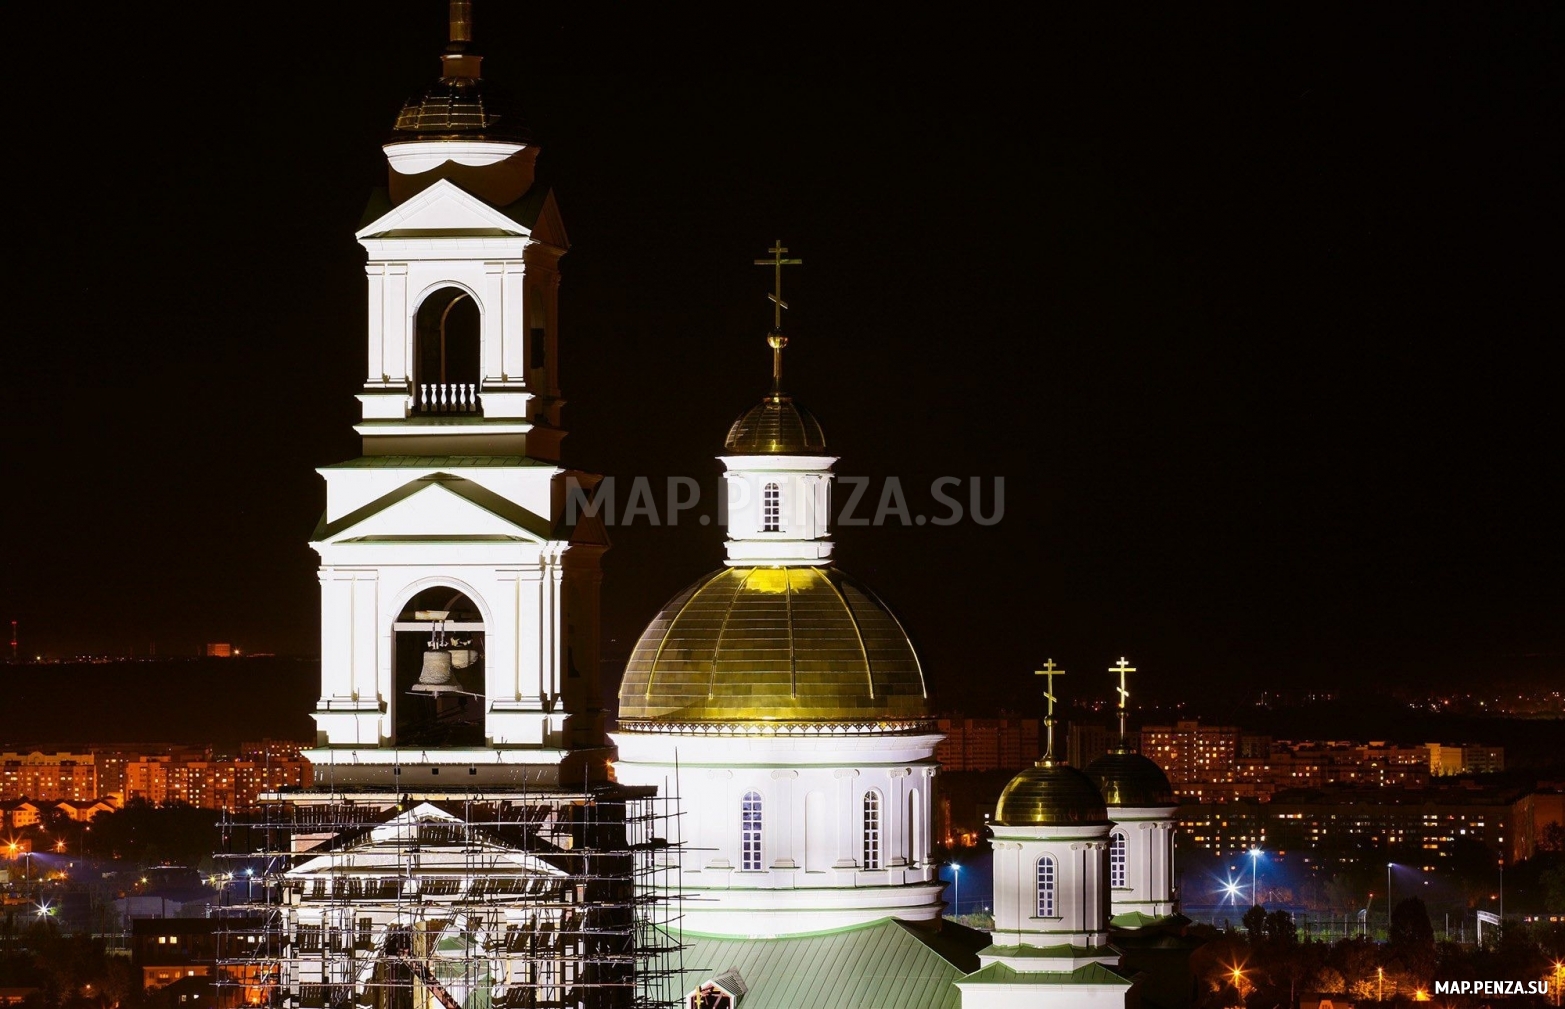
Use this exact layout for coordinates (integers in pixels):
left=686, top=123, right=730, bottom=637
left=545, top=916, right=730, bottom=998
left=762, top=483, right=781, bottom=532
left=414, top=287, right=481, bottom=414
left=1110, top=831, right=1127, bottom=888
left=1036, top=856, right=1056, bottom=917
left=740, top=791, right=763, bottom=871
left=862, top=791, right=882, bottom=869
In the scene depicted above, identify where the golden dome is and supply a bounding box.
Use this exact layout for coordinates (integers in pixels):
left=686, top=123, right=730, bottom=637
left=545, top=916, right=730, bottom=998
left=994, top=760, right=1109, bottom=827
left=1085, top=748, right=1177, bottom=808
left=617, top=567, right=927, bottom=725
left=724, top=394, right=826, bottom=455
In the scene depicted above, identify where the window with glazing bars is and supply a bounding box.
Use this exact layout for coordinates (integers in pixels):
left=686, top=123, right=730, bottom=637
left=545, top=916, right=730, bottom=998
left=741, top=791, right=764, bottom=870
left=862, top=791, right=882, bottom=869
left=1110, top=832, right=1127, bottom=888
left=762, top=483, right=781, bottom=532
left=1036, top=856, right=1056, bottom=917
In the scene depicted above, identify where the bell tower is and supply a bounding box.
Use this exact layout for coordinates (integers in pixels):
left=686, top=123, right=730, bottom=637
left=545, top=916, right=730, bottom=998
left=304, top=2, right=608, bottom=786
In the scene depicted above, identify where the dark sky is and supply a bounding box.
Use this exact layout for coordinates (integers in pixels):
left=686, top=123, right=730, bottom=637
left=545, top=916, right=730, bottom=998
left=3, top=4, right=1560, bottom=714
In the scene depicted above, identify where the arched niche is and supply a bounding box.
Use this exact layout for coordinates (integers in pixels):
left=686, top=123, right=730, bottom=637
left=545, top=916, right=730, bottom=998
left=413, top=286, right=481, bottom=413
left=392, top=585, right=485, bottom=747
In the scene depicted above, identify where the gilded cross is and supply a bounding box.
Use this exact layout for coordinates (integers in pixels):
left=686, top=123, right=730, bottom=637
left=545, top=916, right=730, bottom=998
left=1111, top=656, right=1136, bottom=710
left=1035, top=660, right=1065, bottom=759
left=755, top=240, right=803, bottom=332
left=755, top=241, right=802, bottom=390
left=1110, top=656, right=1136, bottom=746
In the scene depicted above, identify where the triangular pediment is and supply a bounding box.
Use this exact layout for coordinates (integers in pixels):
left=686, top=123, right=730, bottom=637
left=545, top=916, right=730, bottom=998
left=313, top=473, right=554, bottom=544
left=288, top=803, right=568, bottom=879
left=529, top=190, right=569, bottom=248
left=357, top=178, right=531, bottom=239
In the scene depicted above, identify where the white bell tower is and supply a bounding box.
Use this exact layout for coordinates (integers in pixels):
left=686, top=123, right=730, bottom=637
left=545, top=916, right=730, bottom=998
left=303, top=3, right=608, bottom=787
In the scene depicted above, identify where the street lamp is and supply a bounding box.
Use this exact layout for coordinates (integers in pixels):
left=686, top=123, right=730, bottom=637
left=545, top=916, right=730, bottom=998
left=950, top=863, right=962, bottom=917
left=1248, top=848, right=1263, bottom=907
left=1387, top=863, right=1395, bottom=940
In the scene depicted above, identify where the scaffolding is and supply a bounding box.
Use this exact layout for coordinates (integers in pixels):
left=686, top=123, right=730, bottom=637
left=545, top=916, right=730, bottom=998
left=213, top=784, right=686, bottom=1009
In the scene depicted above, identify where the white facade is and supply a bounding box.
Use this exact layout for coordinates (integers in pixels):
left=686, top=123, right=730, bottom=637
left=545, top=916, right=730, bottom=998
left=987, top=822, right=1115, bottom=952
left=304, top=130, right=605, bottom=783
left=612, top=730, right=943, bottom=935
left=720, top=454, right=836, bottom=566
left=1107, top=805, right=1178, bottom=918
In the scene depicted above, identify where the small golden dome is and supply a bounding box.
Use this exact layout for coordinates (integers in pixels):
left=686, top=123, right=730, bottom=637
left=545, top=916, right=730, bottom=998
left=617, top=567, right=927, bottom=725
left=994, top=760, right=1109, bottom=827
left=1085, top=748, right=1176, bottom=808
left=724, top=394, right=826, bottom=455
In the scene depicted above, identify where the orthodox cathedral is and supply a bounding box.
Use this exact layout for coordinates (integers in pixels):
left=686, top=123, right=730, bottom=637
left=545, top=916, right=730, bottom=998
left=261, top=4, right=1196, bottom=1008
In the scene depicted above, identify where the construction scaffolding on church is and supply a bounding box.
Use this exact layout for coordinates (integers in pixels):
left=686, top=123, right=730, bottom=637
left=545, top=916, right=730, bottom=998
left=211, top=786, right=687, bottom=1009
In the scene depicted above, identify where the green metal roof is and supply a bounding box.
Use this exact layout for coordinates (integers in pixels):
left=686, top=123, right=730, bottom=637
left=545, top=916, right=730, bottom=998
left=959, top=961, right=1134, bottom=986
left=1110, top=911, right=1167, bottom=930
left=673, top=918, right=979, bottom=1009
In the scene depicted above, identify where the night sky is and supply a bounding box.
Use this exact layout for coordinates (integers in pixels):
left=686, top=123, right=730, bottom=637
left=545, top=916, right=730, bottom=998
left=3, top=4, right=1559, bottom=717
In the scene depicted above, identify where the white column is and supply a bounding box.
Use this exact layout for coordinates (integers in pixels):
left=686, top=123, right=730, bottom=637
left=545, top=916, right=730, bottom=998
left=518, top=567, right=544, bottom=706
left=365, top=264, right=386, bottom=382
left=483, top=262, right=505, bottom=385
left=545, top=557, right=564, bottom=707
left=350, top=572, right=379, bottom=701
left=319, top=570, right=353, bottom=698
left=888, top=768, right=910, bottom=867
left=770, top=769, right=798, bottom=869
left=833, top=768, right=859, bottom=869
left=502, top=262, right=525, bottom=381
left=386, top=264, right=409, bottom=383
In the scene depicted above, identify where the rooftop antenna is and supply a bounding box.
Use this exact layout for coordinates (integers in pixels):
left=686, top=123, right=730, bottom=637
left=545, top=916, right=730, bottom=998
left=754, top=240, right=803, bottom=395
left=1035, top=660, right=1065, bottom=762
left=1110, top=656, right=1136, bottom=748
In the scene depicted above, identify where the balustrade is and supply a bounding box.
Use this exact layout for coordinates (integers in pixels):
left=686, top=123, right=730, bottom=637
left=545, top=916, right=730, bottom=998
left=417, top=383, right=480, bottom=414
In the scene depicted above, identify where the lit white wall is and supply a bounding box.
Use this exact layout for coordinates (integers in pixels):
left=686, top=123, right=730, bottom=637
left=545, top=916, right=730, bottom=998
left=612, top=730, right=942, bottom=935
left=719, top=455, right=836, bottom=566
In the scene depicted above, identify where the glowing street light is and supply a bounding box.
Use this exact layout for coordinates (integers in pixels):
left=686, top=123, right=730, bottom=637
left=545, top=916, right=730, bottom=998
left=1249, top=848, right=1263, bottom=907
left=1388, top=863, right=1395, bottom=939
left=950, top=862, right=962, bottom=916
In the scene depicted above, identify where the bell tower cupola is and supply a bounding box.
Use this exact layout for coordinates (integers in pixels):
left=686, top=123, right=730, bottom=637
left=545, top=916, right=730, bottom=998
left=352, top=0, right=567, bottom=461
left=720, top=241, right=837, bottom=566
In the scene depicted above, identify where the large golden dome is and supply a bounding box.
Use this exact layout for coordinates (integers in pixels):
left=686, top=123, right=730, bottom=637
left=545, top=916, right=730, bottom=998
left=994, top=760, right=1110, bottom=827
left=616, top=567, right=928, bottom=726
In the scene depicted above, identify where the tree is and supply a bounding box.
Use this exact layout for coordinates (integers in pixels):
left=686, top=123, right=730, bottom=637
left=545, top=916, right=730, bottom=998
left=1390, top=897, right=1434, bottom=949
left=1541, top=864, right=1565, bottom=913
left=1311, top=966, right=1346, bottom=994
left=1243, top=904, right=1268, bottom=943
left=1265, top=909, right=1299, bottom=949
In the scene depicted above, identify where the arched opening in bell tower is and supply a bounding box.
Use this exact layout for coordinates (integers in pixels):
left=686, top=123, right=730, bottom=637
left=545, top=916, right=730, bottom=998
left=413, top=286, right=481, bottom=413
left=393, top=585, right=486, bottom=747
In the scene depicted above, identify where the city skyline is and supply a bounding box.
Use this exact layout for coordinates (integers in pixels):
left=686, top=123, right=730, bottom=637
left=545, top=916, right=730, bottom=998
left=3, top=5, right=1559, bottom=715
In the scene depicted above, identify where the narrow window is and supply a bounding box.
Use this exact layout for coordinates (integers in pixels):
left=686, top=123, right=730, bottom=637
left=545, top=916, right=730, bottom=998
left=1036, top=856, right=1056, bottom=917
left=762, top=483, right=781, bottom=532
left=741, top=791, right=764, bottom=870
left=1110, top=831, right=1127, bottom=888
left=862, top=791, right=882, bottom=869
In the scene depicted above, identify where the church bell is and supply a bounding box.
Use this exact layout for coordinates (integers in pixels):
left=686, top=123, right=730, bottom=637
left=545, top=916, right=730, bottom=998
left=418, top=648, right=455, bottom=685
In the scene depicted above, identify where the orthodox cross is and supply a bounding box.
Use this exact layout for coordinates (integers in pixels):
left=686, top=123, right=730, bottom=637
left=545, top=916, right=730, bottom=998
left=754, top=240, right=802, bottom=392
left=1110, top=656, right=1136, bottom=743
left=1035, top=660, right=1065, bottom=760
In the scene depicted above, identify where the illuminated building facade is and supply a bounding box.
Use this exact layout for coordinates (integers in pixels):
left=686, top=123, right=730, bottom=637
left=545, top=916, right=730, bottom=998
left=0, top=751, right=99, bottom=802
left=122, top=755, right=311, bottom=810
left=935, top=717, right=1042, bottom=771
left=1177, top=788, right=1524, bottom=865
